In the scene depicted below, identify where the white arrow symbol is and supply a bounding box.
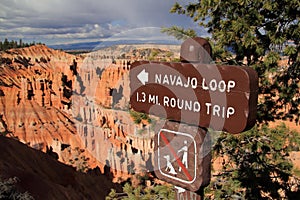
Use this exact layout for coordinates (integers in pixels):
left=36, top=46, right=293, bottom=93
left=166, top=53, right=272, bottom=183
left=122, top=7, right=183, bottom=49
left=137, top=69, right=148, bottom=85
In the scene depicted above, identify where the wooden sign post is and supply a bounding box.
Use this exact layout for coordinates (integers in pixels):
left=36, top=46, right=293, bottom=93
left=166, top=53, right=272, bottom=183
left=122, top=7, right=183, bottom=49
left=129, top=37, right=258, bottom=198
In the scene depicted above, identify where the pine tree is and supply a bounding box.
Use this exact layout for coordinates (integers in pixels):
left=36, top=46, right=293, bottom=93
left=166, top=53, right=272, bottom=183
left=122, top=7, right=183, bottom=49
left=0, top=39, right=41, bottom=51
left=106, top=182, right=175, bottom=200
left=161, top=26, right=197, bottom=40
left=0, top=177, right=34, bottom=199
left=3, top=38, right=9, bottom=51
left=206, top=124, right=300, bottom=199
left=19, top=39, right=23, bottom=48
left=167, top=0, right=299, bottom=124
left=163, top=0, right=300, bottom=199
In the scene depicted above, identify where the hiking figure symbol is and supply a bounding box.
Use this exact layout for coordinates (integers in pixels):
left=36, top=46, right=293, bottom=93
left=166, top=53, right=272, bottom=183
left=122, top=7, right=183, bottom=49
left=178, top=140, right=188, bottom=172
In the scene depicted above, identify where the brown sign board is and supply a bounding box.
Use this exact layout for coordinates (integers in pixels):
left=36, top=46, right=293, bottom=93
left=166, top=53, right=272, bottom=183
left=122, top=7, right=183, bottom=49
left=130, top=61, right=258, bottom=134
left=154, top=121, right=211, bottom=192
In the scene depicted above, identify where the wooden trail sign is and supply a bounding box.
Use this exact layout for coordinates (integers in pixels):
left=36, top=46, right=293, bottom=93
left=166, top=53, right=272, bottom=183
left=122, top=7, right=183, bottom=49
left=129, top=37, right=258, bottom=193
left=130, top=61, right=258, bottom=134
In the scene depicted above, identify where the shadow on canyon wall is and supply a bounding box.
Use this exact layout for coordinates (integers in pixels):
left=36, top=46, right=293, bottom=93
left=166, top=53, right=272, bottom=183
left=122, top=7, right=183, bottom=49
left=0, top=135, right=121, bottom=200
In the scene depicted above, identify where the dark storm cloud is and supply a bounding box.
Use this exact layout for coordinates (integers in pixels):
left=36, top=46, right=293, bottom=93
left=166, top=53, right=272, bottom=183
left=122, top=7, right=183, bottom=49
left=0, top=0, right=198, bottom=45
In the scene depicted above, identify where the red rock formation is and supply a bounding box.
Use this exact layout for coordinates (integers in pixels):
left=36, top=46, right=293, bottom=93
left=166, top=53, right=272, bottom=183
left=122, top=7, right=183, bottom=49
left=0, top=45, right=162, bottom=181
left=0, top=45, right=101, bottom=169
left=73, top=50, right=155, bottom=178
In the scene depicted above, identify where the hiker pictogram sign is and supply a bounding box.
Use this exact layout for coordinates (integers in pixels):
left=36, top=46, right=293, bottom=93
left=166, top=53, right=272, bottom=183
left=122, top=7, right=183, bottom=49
left=154, top=126, right=211, bottom=191
left=158, top=129, right=196, bottom=183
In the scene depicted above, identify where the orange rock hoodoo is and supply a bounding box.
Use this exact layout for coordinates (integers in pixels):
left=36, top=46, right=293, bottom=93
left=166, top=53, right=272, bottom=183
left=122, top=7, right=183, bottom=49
left=0, top=45, right=159, bottom=178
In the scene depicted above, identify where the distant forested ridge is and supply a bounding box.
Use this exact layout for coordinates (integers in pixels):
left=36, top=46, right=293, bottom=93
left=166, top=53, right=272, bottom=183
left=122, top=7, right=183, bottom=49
left=0, top=38, right=43, bottom=51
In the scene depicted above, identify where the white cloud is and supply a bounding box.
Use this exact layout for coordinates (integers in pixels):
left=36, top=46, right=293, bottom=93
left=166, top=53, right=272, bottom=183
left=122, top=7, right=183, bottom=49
left=0, top=0, right=199, bottom=45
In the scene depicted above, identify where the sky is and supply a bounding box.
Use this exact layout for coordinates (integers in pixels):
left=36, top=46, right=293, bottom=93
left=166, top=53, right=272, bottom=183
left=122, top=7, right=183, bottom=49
left=0, top=0, right=207, bottom=46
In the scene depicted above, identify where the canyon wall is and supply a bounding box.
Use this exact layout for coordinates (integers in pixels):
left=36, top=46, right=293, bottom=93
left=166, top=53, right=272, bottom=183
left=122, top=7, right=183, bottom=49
left=73, top=50, right=156, bottom=177
left=0, top=45, right=79, bottom=146
left=0, top=44, right=179, bottom=179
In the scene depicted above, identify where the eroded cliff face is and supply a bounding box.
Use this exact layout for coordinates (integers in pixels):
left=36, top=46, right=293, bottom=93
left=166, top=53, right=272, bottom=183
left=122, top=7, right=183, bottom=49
left=72, top=50, right=156, bottom=178
left=0, top=45, right=104, bottom=171
left=0, top=45, right=179, bottom=180
left=0, top=45, right=77, bottom=143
